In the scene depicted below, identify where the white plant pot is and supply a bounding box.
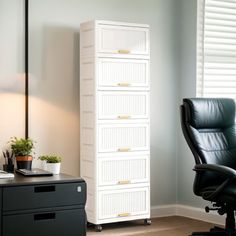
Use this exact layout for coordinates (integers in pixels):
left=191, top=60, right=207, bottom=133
left=41, top=160, right=47, bottom=170
left=46, top=163, right=61, bottom=175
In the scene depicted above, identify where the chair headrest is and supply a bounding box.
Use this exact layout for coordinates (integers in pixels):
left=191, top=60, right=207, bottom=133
left=183, top=98, right=236, bottom=129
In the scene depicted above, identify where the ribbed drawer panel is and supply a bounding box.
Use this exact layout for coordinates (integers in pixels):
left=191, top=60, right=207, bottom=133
left=98, top=155, right=149, bottom=186
left=98, top=187, right=149, bottom=220
left=98, top=92, right=149, bottom=119
left=98, top=58, right=149, bottom=89
left=98, top=123, right=149, bottom=153
left=98, top=24, right=149, bottom=55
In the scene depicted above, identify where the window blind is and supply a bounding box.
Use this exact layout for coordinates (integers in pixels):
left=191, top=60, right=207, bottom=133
left=197, top=0, right=236, bottom=98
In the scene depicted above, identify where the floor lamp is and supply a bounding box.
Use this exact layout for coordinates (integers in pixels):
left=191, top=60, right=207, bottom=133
left=25, top=0, right=29, bottom=139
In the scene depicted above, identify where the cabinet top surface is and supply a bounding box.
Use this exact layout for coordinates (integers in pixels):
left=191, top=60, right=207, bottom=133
left=0, top=173, right=84, bottom=187
left=82, top=20, right=149, bottom=28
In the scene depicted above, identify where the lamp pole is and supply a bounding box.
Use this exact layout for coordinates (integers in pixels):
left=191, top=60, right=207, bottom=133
left=25, top=0, right=29, bottom=139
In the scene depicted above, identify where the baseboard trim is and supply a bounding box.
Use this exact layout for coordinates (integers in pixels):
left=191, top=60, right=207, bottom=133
left=151, top=204, right=225, bottom=225
left=151, top=204, right=177, bottom=218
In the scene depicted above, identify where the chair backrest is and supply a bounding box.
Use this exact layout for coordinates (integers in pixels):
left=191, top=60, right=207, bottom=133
left=181, top=98, right=236, bottom=193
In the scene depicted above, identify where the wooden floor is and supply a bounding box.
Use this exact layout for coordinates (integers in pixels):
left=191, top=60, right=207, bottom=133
left=87, top=216, right=214, bottom=236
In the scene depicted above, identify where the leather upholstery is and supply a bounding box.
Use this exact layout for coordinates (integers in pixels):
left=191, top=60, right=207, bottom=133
left=184, top=98, right=235, bottom=129
left=181, top=98, right=236, bottom=204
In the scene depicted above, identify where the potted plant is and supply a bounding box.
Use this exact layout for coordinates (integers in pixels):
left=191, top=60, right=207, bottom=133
left=39, top=155, right=62, bottom=175
left=2, top=150, right=14, bottom=173
left=10, top=137, right=35, bottom=170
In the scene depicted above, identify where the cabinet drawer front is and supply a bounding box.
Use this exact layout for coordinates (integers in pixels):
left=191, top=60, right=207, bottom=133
left=98, top=58, right=149, bottom=89
left=3, top=182, right=86, bottom=211
left=98, top=123, right=149, bottom=153
left=98, top=92, right=149, bottom=120
left=98, top=187, right=149, bottom=220
left=98, top=155, right=149, bottom=186
left=98, top=24, right=149, bottom=56
left=3, top=208, right=86, bottom=236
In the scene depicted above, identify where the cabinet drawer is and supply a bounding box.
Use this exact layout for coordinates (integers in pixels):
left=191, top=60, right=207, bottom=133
left=98, top=187, right=149, bottom=220
left=3, top=182, right=86, bottom=211
left=3, top=208, right=86, bottom=236
left=98, top=24, right=149, bottom=56
left=98, top=58, right=149, bottom=89
left=98, top=91, right=149, bottom=120
left=98, top=123, right=150, bottom=153
left=98, top=155, right=149, bottom=186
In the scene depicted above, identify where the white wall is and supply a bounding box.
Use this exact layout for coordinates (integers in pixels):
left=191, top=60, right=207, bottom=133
left=0, top=0, right=24, bottom=157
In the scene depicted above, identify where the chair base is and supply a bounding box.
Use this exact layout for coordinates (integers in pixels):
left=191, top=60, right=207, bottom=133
left=191, top=227, right=236, bottom=236
left=191, top=233, right=236, bottom=236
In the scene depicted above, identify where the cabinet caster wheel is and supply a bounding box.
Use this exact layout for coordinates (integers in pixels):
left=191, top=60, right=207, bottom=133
left=95, top=225, right=102, bottom=232
left=144, top=218, right=152, bottom=225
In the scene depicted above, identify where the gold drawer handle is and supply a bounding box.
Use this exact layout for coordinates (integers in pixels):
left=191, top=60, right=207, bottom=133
left=118, top=148, right=131, bottom=152
left=118, top=213, right=131, bottom=217
left=118, top=180, right=131, bottom=185
left=118, top=49, right=130, bottom=54
left=117, top=83, right=130, bottom=87
left=118, top=115, right=131, bottom=119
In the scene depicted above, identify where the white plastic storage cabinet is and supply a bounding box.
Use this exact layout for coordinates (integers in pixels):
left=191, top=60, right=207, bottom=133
left=80, top=20, right=150, bottom=232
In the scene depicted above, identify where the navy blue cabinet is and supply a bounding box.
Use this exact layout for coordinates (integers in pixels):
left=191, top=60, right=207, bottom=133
left=0, top=174, right=86, bottom=236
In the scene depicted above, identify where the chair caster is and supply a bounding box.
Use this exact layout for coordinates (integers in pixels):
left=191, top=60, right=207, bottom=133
left=95, top=224, right=102, bottom=232
left=144, top=218, right=152, bottom=225
left=87, top=221, right=93, bottom=227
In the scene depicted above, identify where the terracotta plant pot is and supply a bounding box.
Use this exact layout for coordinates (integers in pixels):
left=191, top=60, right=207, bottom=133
left=16, top=156, right=33, bottom=170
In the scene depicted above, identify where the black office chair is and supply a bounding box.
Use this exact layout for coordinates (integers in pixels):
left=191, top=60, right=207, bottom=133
left=181, top=98, right=236, bottom=236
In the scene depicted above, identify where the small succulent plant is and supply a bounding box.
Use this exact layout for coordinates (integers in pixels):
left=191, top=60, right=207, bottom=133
left=39, top=155, right=62, bottom=163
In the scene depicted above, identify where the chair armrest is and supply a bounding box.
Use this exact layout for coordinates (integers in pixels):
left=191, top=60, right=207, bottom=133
left=194, top=164, right=236, bottom=200
left=194, top=164, right=236, bottom=178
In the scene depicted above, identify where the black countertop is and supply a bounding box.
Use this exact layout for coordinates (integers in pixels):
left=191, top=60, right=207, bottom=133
left=0, top=173, right=84, bottom=187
